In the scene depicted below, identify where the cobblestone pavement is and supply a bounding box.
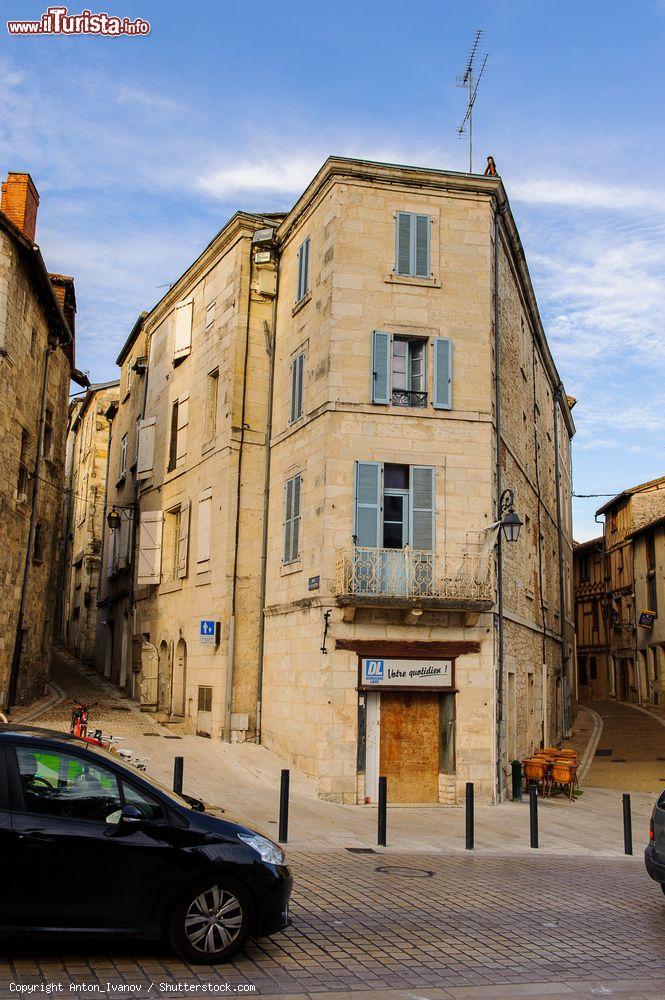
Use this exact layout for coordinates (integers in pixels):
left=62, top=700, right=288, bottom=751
left=2, top=853, right=665, bottom=998
left=584, top=700, right=665, bottom=793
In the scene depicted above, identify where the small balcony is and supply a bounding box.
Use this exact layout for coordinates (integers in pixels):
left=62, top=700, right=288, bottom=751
left=392, top=389, right=427, bottom=408
left=334, top=544, right=494, bottom=617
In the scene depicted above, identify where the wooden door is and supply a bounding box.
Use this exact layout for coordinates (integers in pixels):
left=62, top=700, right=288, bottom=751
left=379, top=692, right=440, bottom=803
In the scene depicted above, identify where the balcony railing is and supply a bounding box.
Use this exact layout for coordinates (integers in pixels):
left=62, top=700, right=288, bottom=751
left=392, top=389, right=428, bottom=408
left=335, top=544, right=493, bottom=610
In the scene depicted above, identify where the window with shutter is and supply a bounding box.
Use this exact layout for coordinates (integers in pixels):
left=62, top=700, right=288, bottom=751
left=283, top=474, right=302, bottom=563
left=410, top=466, right=435, bottom=551
left=290, top=352, right=305, bottom=422
left=177, top=500, right=190, bottom=579
left=395, top=212, right=430, bottom=278
left=433, top=338, right=453, bottom=410
left=197, top=488, right=212, bottom=565
left=371, top=331, right=391, bottom=404
left=137, top=510, right=163, bottom=585
left=173, top=299, right=193, bottom=362
left=176, top=395, right=189, bottom=464
left=354, top=462, right=382, bottom=547
left=296, top=237, right=310, bottom=303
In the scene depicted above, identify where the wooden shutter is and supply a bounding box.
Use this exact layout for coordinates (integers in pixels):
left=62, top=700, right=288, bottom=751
left=174, top=299, right=193, bottom=360
left=136, top=417, right=156, bottom=480
left=197, top=488, right=212, bottom=564
left=410, top=466, right=435, bottom=551
left=414, top=214, right=430, bottom=278
left=396, top=212, right=412, bottom=275
left=137, top=510, right=163, bottom=585
left=433, top=338, right=452, bottom=410
left=177, top=500, right=190, bottom=578
left=176, top=394, right=189, bottom=462
left=354, top=461, right=382, bottom=547
left=371, top=331, right=391, bottom=404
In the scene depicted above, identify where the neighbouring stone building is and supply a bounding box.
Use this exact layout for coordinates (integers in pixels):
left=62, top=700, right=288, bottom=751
left=61, top=380, right=119, bottom=663
left=589, top=476, right=665, bottom=704
left=95, top=313, right=148, bottom=694
left=98, top=156, right=575, bottom=803
left=0, top=171, right=82, bottom=708
left=573, top=537, right=609, bottom=700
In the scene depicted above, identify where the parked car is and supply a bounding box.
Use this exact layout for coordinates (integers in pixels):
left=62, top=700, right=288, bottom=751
left=0, top=724, right=292, bottom=963
left=645, top=789, right=665, bottom=895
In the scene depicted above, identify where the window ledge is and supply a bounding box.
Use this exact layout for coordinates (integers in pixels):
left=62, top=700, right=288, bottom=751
left=115, top=474, right=127, bottom=488
left=196, top=568, right=212, bottom=586
left=281, top=560, right=302, bottom=576
left=201, top=439, right=216, bottom=456
left=384, top=273, right=441, bottom=288
left=292, top=290, right=311, bottom=316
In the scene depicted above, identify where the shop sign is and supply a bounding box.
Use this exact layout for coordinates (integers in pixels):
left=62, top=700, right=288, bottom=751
left=639, top=610, right=657, bottom=628
left=360, top=657, right=453, bottom=689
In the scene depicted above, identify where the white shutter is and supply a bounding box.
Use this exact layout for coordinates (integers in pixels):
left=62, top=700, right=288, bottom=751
left=176, top=394, right=189, bottom=463
left=173, top=299, right=193, bottom=361
left=197, top=488, right=212, bottom=564
left=136, top=417, right=156, bottom=480
left=137, top=510, right=163, bottom=585
left=410, top=466, right=435, bottom=551
left=177, top=500, right=190, bottom=579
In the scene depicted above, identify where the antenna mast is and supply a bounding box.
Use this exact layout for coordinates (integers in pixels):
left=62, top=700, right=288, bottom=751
left=456, top=30, right=489, bottom=173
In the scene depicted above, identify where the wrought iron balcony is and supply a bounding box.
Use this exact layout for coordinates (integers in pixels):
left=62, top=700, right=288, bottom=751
left=392, top=388, right=428, bottom=408
left=334, top=544, right=493, bottom=612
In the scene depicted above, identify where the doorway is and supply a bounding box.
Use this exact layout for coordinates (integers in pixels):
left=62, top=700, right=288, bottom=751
left=157, top=640, right=171, bottom=713
left=378, top=692, right=440, bottom=803
left=173, top=639, right=187, bottom=717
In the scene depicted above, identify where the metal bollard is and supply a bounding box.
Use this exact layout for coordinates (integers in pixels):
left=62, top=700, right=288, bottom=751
left=278, top=769, right=290, bottom=844
left=623, top=793, right=633, bottom=856
left=173, top=756, right=184, bottom=795
left=529, top=783, right=539, bottom=849
left=511, top=760, right=523, bottom=802
left=378, top=776, right=387, bottom=847
left=465, top=782, right=474, bottom=850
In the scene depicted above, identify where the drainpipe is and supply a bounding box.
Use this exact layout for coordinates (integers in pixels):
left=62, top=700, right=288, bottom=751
left=493, top=205, right=505, bottom=802
left=256, top=256, right=280, bottom=742
left=225, top=237, right=254, bottom=742
left=553, top=385, right=570, bottom=736
left=127, top=356, right=150, bottom=694
left=7, top=340, right=55, bottom=708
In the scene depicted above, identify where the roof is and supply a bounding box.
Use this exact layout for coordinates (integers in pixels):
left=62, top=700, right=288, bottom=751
left=71, top=379, right=120, bottom=430
left=573, top=536, right=603, bottom=552
left=596, top=475, right=665, bottom=516
left=628, top=514, right=665, bottom=541
left=116, top=310, right=148, bottom=367
left=0, top=209, right=72, bottom=345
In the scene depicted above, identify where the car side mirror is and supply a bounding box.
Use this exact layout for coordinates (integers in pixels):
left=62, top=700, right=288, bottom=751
left=119, top=803, right=144, bottom=826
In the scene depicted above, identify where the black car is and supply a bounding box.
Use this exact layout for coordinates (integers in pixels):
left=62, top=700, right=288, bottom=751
left=645, top=788, right=665, bottom=895
left=0, top=724, right=292, bottom=963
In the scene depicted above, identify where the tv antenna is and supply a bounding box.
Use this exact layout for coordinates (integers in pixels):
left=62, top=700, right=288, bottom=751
left=456, top=30, right=489, bottom=173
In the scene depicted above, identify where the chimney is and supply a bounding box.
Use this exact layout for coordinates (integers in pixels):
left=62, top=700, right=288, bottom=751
left=1, top=172, right=39, bottom=241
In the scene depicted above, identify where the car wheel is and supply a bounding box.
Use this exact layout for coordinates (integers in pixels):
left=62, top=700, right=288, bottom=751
left=169, top=879, right=250, bottom=964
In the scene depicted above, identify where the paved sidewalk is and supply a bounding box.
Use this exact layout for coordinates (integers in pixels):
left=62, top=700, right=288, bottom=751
left=8, top=652, right=655, bottom=858
left=584, top=699, right=665, bottom=793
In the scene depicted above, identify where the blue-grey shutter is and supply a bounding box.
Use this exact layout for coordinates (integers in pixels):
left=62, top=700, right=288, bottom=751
left=284, top=478, right=294, bottom=561
left=396, top=212, right=412, bottom=275
left=297, top=353, right=304, bottom=417
left=414, top=214, right=430, bottom=278
left=303, top=238, right=310, bottom=295
left=410, top=466, right=435, bottom=551
left=292, top=474, right=301, bottom=559
left=296, top=238, right=310, bottom=301
left=290, top=353, right=304, bottom=422
left=433, top=338, right=452, bottom=410
left=371, top=331, right=391, bottom=404
left=354, top=462, right=382, bottom=547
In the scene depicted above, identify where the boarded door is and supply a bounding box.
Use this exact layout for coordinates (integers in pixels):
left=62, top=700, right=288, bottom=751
left=379, top=692, right=440, bottom=803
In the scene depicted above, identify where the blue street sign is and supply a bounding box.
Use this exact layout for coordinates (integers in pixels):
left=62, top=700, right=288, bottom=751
left=200, top=620, right=216, bottom=644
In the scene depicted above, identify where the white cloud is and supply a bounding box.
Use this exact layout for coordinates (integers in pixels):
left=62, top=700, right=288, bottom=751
left=513, top=177, right=665, bottom=213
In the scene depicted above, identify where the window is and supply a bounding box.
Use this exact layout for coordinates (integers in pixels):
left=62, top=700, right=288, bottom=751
left=32, top=521, right=44, bottom=563
left=119, top=433, right=128, bottom=477
left=592, top=601, right=599, bottom=632
left=395, top=211, right=430, bottom=278
left=137, top=510, right=163, bottom=585
left=648, top=573, right=658, bottom=616
left=290, top=352, right=305, bottom=422
left=198, top=686, right=213, bottom=713
left=295, top=237, right=310, bottom=303
left=17, top=429, right=30, bottom=501
left=205, top=369, right=219, bottom=442
left=391, top=338, right=425, bottom=406
left=371, top=331, right=451, bottom=409
left=173, top=298, right=193, bottom=362
left=167, top=506, right=182, bottom=581
left=15, top=747, right=122, bottom=823
left=590, top=656, right=597, bottom=681
left=283, top=474, right=302, bottom=563
left=580, top=554, right=590, bottom=582
left=43, top=408, right=53, bottom=461
left=197, top=488, right=212, bottom=566
left=168, top=401, right=179, bottom=472
left=354, top=461, right=435, bottom=551
left=121, top=781, right=164, bottom=822
left=646, top=532, right=656, bottom=572
left=205, top=301, right=215, bottom=332
left=134, top=416, right=141, bottom=465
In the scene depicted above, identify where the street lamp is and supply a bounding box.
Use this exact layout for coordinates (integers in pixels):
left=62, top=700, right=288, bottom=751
left=499, top=488, right=522, bottom=544
left=107, top=507, right=121, bottom=532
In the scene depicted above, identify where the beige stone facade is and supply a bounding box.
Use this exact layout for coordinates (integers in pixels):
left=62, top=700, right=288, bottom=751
left=97, top=157, right=574, bottom=804
left=61, top=381, right=119, bottom=663
left=0, top=172, right=78, bottom=708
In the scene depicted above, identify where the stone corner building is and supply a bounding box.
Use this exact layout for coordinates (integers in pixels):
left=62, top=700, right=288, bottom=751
left=60, top=380, right=120, bottom=663
left=0, top=171, right=82, bottom=708
left=100, top=156, right=575, bottom=804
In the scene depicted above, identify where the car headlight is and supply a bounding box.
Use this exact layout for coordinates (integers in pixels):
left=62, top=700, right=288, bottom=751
left=239, top=833, right=286, bottom=865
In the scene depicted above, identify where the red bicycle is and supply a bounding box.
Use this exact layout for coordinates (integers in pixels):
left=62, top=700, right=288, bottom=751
left=70, top=699, right=97, bottom=738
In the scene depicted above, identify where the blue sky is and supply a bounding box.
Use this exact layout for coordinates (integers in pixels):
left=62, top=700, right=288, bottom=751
left=1, top=0, right=664, bottom=540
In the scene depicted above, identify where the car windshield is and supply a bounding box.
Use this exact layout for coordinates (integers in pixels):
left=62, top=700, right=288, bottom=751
left=84, top=742, right=196, bottom=809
